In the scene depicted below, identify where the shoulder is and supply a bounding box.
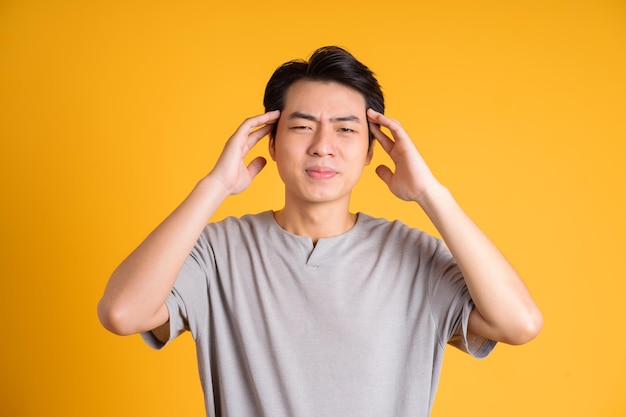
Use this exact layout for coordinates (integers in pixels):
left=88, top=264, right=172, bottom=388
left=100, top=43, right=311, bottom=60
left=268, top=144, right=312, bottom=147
left=356, top=213, right=437, bottom=243
left=354, top=213, right=449, bottom=261
left=205, top=211, right=274, bottom=234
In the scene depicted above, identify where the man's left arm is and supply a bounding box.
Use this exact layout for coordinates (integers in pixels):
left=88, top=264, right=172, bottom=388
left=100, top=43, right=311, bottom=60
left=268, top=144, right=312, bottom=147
left=367, top=109, right=543, bottom=345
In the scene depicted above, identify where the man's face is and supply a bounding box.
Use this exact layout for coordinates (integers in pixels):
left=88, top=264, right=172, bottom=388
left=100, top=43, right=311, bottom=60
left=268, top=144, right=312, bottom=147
left=269, top=79, right=372, bottom=208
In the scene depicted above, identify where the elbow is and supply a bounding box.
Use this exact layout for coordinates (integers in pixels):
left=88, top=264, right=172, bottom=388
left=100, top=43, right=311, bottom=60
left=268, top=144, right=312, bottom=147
left=504, top=309, right=544, bottom=345
left=97, top=297, right=140, bottom=336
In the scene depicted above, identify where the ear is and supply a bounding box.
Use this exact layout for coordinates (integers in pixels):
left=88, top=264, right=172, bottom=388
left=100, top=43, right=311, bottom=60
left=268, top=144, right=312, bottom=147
left=268, top=136, right=276, bottom=161
left=365, top=140, right=374, bottom=165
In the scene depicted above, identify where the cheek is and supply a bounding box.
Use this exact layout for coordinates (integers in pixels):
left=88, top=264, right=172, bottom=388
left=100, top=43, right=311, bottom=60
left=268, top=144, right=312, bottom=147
left=350, top=141, right=373, bottom=163
left=271, top=145, right=298, bottom=174
left=273, top=135, right=309, bottom=159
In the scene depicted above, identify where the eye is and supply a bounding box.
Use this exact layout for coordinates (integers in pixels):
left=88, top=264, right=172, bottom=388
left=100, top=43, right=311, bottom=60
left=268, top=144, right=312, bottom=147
left=338, top=127, right=356, bottom=133
left=290, top=125, right=312, bottom=130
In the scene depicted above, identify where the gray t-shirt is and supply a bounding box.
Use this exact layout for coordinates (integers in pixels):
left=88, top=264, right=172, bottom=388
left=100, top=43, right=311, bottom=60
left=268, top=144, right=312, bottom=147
left=143, top=211, right=496, bottom=417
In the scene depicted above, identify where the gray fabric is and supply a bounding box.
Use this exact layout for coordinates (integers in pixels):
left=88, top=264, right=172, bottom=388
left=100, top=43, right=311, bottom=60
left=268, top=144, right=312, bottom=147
left=142, top=211, right=496, bottom=417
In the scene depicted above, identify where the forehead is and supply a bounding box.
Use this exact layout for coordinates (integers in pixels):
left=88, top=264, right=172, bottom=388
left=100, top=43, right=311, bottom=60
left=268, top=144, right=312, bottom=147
left=283, top=79, right=366, bottom=114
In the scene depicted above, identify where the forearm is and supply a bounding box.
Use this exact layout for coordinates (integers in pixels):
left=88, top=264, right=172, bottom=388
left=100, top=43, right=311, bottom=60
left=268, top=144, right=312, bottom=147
left=417, top=183, right=543, bottom=344
left=97, top=174, right=229, bottom=335
left=366, top=109, right=542, bottom=344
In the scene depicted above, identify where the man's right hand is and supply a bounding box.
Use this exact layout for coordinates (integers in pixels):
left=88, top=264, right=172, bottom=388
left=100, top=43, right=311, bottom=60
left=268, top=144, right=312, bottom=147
left=98, top=110, right=280, bottom=336
left=209, top=110, right=280, bottom=195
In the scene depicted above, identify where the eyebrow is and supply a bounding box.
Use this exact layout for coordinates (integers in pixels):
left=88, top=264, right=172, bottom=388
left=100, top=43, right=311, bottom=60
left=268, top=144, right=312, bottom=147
left=287, top=111, right=362, bottom=123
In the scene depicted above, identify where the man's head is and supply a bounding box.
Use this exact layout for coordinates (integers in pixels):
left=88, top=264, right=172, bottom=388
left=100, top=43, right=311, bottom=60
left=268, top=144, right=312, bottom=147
left=263, top=46, right=385, bottom=144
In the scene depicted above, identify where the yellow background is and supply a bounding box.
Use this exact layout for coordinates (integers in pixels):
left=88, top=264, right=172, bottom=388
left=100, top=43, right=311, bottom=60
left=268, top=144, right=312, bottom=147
left=2, top=0, right=625, bottom=415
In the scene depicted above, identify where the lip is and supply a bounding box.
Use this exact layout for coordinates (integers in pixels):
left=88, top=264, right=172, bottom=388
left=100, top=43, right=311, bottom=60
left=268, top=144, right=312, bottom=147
left=305, top=166, right=338, bottom=180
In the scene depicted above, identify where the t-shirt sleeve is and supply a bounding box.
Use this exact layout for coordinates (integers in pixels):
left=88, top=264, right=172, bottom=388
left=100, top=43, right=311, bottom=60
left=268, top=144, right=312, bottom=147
left=447, top=296, right=497, bottom=358
left=140, top=289, right=190, bottom=349
left=141, top=232, right=212, bottom=350
left=427, top=239, right=497, bottom=358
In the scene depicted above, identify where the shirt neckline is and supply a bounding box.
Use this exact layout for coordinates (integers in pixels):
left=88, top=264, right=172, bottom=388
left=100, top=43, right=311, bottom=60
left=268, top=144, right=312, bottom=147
left=266, top=210, right=365, bottom=243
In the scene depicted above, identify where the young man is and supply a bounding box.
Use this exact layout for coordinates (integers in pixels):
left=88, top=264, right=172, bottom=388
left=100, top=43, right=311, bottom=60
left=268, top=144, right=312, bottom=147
left=98, top=46, right=542, bottom=417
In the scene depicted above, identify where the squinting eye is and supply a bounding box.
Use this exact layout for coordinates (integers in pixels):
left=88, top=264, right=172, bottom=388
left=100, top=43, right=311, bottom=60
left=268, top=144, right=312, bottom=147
left=338, top=127, right=355, bottom=133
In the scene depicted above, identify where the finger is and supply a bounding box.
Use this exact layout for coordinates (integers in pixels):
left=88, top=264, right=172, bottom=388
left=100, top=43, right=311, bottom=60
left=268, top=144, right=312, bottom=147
left=234, top=110, right=281, bottom=139
left=252, top=109, right=279, bottom=128
left=247, top=156, right=267, bottom=179
left=369, top=121, right=394, bottom=154
left=246, top=123, right=274, bottom=149
left=367, top=108, right=400, bottom=130
left=375, top=164, right=394, bottom=186
left=242, top=110, right=280, bottom=150
left=367, top=108, right=410, bottom=144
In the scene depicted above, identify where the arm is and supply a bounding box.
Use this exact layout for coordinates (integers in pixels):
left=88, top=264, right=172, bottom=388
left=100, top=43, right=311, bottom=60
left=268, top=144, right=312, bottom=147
left=97, top=111, right=280, bottom=336
left=367, top=109, right=543, bottom=345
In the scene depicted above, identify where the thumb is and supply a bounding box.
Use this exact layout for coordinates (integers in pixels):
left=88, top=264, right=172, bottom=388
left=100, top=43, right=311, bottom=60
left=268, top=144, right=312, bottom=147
left=375, top=165, right=393, bottom=187
left=247, top=156, right=267, bottom=179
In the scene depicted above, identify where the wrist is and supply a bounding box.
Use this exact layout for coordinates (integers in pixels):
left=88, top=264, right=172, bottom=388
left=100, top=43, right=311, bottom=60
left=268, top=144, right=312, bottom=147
left=197, top=173, right=231, bottom=199
left=414, top=182, right=452, bottom=213
left=186, top=174, right=231, bottom=219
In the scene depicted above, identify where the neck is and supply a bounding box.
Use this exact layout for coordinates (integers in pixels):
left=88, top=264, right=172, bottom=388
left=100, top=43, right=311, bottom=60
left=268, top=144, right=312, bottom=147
left=273, top=203, right=357, bottom=244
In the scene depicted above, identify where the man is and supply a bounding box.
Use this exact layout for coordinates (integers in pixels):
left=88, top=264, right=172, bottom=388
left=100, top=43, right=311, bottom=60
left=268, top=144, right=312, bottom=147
left=98, top=46, right=542, bottom=416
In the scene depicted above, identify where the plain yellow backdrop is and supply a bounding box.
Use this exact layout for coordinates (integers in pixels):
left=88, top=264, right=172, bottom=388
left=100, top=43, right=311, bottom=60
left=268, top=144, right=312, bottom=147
left=1, top=0, right=625, bottom=415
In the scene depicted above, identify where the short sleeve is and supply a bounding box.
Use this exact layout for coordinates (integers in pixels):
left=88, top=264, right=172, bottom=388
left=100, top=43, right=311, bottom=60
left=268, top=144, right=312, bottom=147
left=447, top=297, right=497, bottom=358
left=140, top=291, right=189, bottom=349
left=427, top=240, right=496, bottom=358
left=140, top=233, right=213, bottom=349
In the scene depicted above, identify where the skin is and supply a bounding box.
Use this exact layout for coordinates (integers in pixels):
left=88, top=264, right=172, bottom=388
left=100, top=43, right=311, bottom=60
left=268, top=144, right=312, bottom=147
left=367, top=108, right=543, bottom=344
left=269, top=80, right=372, bottom=241
left=98, top=79, right=543, bottom=345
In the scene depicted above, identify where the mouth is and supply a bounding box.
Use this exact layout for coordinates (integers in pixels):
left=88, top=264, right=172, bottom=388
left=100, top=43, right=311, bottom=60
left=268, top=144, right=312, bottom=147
left=305, top=166, right=338, bottom=180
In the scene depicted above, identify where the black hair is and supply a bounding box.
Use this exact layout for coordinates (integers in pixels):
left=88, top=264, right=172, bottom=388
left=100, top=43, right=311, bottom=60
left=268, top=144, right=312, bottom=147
left=263, top=46, right=385, bottom=143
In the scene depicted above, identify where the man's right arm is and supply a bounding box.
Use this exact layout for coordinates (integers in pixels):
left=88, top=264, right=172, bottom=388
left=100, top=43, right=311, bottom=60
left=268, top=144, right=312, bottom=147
left=97, top=111, right=280, bottom=336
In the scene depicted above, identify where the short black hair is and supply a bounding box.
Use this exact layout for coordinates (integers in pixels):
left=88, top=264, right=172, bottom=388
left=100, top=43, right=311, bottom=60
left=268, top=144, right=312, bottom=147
left=263, top=46, right=385, bottom=143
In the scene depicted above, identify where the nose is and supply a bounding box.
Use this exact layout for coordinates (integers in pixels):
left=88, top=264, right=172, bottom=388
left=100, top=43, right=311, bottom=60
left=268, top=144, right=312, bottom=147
left=309, top=126, right=335, bottom=157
